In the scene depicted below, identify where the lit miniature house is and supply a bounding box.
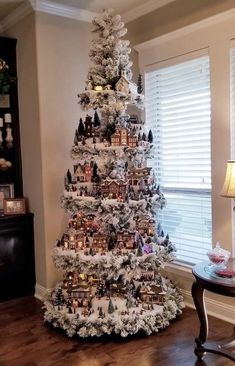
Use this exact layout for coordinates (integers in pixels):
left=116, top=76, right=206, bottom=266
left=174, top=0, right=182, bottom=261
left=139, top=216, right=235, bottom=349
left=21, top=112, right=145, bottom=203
left=136, top=217, right=155, bottom=236
left=62, top=271, right=79, bottom=289
left=71, top=281, right=92, bottom=307
left=92, top=233, right=108, bottom=252
left=115, top=75, right=130, bottom=94
left=117, top=231, right=136, bottom=249
left=101, top=180, right=127, bottom=199
left=83, top=214, right=95, bottom=229
left=115, top=71, right=138, bottom=96
left=76, top=212, right=84, bottom=227
left=128, top=167, right=152, bottom=186
left=74, top=162, right=93, bottom=182
left=69, top=218, right=77, bottom=229
left=111, top=127, right=138, bottom=147
left=128, top=135, right=138, bottom=148
left=111, top=127, right=128, bottom=146
left=140, top=269, right=155, bottom=281
left=84, top=163, right=92, bottom=182
left=77, top=231, right=86, bottom=249
left=109, top=282, right=127, bottom=297
left=139, top=284, right=166, bottom=305
left=72, top=213, right=95, bottom=231
left=74, top=164, right=85, bottom=182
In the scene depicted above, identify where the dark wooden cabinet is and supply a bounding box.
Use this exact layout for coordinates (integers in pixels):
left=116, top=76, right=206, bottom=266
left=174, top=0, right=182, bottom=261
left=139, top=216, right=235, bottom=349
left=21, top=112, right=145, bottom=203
left=0, top=213, right=35, bottom=301
left=0, top=37, right=35, bottom=301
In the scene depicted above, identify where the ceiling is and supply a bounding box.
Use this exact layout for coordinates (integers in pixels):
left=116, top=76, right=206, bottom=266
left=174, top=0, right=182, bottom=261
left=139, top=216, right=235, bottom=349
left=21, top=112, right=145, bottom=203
left=45, top=0, right=170, bottom=14
left=0, top=0, right=175, bottom=22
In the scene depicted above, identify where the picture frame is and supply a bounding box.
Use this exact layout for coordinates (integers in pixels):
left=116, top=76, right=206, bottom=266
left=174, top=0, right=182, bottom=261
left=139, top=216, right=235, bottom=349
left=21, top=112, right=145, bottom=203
left=3, top=198, right=25, bottom=215
left=0, top=183, right=14, bottom=211
left=0, top=94, right=10, bottom=108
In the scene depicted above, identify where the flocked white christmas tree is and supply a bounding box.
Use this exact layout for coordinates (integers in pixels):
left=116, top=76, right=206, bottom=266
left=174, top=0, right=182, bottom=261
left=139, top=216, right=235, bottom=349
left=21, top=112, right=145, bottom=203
left=44, top=9, right=184, bottom=338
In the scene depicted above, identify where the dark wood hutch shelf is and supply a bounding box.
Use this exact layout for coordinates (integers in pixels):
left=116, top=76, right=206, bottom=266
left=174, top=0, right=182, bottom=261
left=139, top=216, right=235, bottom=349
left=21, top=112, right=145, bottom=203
left=0, top=37, right=35, bottom=301
left=0, top=37, right=23, bottom=196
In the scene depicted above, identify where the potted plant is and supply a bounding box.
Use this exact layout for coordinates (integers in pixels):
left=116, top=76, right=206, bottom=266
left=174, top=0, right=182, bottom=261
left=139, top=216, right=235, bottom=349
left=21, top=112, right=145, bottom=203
left=0, top=58, right=15, bottom=94
left=0, top=58, right=15, bottom=108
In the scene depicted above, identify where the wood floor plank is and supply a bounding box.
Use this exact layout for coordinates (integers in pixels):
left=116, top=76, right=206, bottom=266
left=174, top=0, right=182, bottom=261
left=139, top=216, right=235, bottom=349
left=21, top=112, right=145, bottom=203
left=0, top=296, right=233, bottom=366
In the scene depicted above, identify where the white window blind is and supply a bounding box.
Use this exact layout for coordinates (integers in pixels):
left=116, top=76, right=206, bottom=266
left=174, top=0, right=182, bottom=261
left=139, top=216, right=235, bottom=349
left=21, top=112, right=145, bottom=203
left=145, top=55, right=212, bottom=264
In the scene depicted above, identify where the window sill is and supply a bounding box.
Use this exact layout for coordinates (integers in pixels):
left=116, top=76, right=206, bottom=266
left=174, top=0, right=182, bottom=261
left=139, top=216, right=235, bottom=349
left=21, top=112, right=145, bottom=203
left=164, top=261, right=194, bottom=280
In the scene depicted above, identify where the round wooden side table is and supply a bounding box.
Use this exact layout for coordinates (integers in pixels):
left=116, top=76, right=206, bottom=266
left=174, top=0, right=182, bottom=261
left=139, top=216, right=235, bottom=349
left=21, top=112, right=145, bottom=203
left=192, top=258, right=235, bottom=362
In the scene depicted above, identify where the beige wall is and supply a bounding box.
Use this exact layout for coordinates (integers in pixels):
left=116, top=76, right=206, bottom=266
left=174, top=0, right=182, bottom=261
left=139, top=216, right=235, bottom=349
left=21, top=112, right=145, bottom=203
left=35, top=12, right=92, bottom=287
left=127, top=0, right=235, bottom=46
left=3, top=11, right=92, bottom=288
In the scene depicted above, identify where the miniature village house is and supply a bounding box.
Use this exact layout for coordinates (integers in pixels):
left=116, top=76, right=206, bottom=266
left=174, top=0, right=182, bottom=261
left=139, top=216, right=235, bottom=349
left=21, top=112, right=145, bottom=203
left=74, top=162, right=93, bottom=182
left=128, top=135, right=138, bottom=148
left=115, top=71, right=138, bottom=96
left=63, top=228, right=77, bottom=251
left=69, top=218, right=77, bottom=229
left=92, top=233, right=108, bottom=252
left=77, top=231, right=86, bottom=249
left=136, top=217, right=155, bottom=236
left=71, top=284, right=92, bottom=307
left=111, top=127, right=128, bottom=146
left=101, top=180, right=127, bottom=199
left=109, top=282, right=127, bottom=297
left=140, top=269, right=155, bottom=282
left=111, top=127, right=138, bottom=147
left=117, top=231, right=136, bottom=249
left=69, top=212, right=95, bottom=232
left=63, top=272, right=93, bottom=308
left=75, top=212, right=84, bottom=227
left=83, top=214, right=95, bottom=229
left=128, top=167, right=152, bottom=186
left=139, top=284, right=166, bottom=305
left=62, top=272, right=79, bottom=289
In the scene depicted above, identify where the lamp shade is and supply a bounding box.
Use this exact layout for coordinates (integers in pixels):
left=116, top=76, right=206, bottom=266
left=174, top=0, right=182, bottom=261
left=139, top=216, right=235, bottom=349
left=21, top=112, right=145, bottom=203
left=220, top=160, right=235, bottom=197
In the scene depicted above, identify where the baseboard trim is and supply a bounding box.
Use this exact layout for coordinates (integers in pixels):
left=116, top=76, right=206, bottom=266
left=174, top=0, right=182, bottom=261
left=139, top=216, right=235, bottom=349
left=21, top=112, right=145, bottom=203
left=34, top=283, right=50, bottom=302
left=182, top=289, right=235, bottom=325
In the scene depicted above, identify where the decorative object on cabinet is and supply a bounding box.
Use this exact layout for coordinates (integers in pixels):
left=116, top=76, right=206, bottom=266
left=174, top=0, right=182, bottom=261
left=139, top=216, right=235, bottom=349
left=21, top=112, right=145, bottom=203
left=0, top=118, right=3, bottom=145
left=0, top=58, right=15, bottom=95
left=0, top=95, right=10, bottom=108
left=4, top=113, right=13, bottom=146
left=3, top=197, right=25, bottom=215
left=0, top=183, right=14, bottom=211
left=0, top=158, right=12, bottom=170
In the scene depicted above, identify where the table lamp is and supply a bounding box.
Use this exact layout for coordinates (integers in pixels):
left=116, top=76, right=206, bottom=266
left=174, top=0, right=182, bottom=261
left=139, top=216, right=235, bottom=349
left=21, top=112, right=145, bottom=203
left=220, top=160, right=235, bottom=199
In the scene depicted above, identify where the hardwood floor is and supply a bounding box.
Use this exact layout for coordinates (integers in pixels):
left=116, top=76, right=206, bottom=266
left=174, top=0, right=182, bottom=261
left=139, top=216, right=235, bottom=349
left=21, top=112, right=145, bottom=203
left=0, top=296, right=234, bottom=366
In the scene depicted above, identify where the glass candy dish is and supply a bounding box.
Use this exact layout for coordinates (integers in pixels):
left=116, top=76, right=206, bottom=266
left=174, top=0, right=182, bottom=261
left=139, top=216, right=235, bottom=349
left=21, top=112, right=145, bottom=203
left=207, top=242, right=230, bottom=271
